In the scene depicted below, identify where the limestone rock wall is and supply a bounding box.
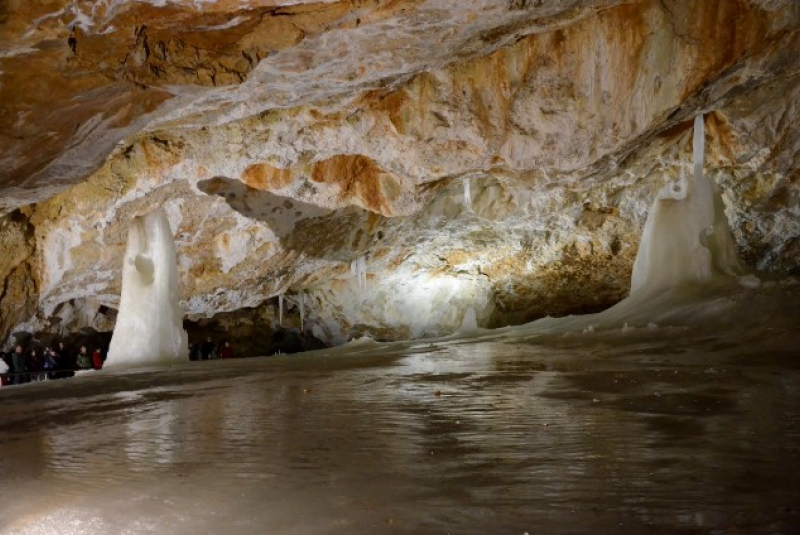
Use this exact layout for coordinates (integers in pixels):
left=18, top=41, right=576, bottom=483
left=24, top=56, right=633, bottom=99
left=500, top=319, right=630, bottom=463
left=1, top=0, right=799, bottom=346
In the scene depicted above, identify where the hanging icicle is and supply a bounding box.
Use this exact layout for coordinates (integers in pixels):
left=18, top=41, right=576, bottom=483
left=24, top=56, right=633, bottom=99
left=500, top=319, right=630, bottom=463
left=463, top=177, right=472, bottom=211
left=278, top=293, right=284, bottom=326
left=299, top=290, right=305, bottom=332
left=350, top=256, right=367, bottom=292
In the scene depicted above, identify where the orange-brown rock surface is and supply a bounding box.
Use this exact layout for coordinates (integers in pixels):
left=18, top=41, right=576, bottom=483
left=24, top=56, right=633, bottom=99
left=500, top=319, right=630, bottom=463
left=1, top=0, right=799, bottom=346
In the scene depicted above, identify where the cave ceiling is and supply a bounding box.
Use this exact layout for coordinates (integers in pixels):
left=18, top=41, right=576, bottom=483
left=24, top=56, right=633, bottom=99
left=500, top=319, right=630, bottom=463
left=1, top=0, right=799, bottom=344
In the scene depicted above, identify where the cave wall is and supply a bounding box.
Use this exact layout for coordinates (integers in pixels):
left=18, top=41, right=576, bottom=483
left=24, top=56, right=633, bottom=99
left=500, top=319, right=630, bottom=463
left=1, top=0, right=799, bottom=346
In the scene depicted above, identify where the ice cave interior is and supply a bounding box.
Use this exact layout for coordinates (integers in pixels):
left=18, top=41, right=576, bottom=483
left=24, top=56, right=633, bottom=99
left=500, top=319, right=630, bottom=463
left=1, top=1, right=800, bottom=533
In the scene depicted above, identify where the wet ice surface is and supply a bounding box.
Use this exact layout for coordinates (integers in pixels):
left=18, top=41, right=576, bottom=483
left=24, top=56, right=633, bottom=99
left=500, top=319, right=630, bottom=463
left=2, top=288, right=800, bottom=534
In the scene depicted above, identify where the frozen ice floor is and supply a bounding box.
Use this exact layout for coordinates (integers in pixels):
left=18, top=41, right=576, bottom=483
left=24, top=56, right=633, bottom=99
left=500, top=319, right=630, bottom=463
left=1, top=285, right=800, bottom=534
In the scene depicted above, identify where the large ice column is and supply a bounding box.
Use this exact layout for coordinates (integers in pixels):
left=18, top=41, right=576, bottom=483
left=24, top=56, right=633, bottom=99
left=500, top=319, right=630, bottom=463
left=106, top=208, right=188, bottom=367
left=630, top=115, right=745, bottom=296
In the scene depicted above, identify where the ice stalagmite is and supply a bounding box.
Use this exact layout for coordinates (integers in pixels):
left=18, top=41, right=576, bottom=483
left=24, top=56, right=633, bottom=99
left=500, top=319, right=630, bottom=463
left=630, top=115, right=745, bottom=297
left=459, top=307, right=478, bottom=334
left=106, top=208, right=188, bottom=367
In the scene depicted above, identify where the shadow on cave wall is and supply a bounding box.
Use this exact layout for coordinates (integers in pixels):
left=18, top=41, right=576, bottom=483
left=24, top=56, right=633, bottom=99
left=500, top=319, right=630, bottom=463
left=198, top=176, right=388, bottom=263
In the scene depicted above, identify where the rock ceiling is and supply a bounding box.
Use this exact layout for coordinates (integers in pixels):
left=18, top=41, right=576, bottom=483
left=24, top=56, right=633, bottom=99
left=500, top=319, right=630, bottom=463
left=1, top=0, right=799, bottom=347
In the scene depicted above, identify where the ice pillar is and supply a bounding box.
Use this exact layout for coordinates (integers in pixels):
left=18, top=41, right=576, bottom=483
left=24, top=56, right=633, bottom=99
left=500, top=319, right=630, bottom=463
left=106, top=208, right=188, bottom=367
left=630, top=115, right=744, bottom=297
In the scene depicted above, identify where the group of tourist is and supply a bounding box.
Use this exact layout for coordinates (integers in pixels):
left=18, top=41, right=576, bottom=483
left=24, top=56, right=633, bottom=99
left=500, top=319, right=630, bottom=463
left=0, top=336, right=237, bottom=387
left=0, top=342, right=105, bottom=386
left=189, top=338, right=235, bottom=361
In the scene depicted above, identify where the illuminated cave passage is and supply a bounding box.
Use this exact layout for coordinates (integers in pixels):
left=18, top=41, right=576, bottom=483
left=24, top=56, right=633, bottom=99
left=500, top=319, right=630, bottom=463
left=1, top=1, right=800, bottom=533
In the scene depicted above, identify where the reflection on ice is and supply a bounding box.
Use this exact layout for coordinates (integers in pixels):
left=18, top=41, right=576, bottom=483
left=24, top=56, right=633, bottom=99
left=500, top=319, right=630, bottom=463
left=2, top=290, right=800, bottom=534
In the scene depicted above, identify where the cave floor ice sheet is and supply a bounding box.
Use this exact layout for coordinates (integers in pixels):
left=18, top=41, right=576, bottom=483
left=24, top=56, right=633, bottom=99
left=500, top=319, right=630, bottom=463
left=1, top=289, right=800, bottom=534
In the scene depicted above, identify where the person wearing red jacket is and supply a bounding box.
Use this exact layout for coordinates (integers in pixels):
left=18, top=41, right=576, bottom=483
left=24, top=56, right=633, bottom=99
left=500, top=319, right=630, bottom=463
left=91, top=347, right=104, bottom=370
left=220, top=340, right=234, bottom=359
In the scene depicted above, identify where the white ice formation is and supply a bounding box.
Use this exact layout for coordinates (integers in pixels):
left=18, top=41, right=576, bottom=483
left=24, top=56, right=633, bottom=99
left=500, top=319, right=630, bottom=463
left=630, top=115, right=745, bottom=297
left=299, top=290, right=305, bottom=332
left=106, top=208, right=188, bottom=367
left=350, top=256, right=367, bottom=292
left=496, top=114, right=750, bottom=337
left=279, top=293, right=284, bottom=326
left=463, top=177, right=472, bottom=211
left=459, top=307, right=479, bottom=334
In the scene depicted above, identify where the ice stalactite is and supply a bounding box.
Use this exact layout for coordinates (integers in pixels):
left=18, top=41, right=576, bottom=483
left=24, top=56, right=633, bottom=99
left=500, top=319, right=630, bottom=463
left=299, top=290, right=305, bottom=332
left=463, top=177, right=472, bottom=211
left=279, top=293, right=284, bottom=326
left=629, top=115, right=745, bottom=297
left=350, top=256, right=367, bottom=292
left=106, top=208, right=188, bottom=367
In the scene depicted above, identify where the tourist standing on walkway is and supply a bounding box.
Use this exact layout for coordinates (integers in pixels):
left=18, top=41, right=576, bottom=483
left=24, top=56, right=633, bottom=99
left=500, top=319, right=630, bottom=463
left=11, top=345, right=25, bottom=385
left=201, top=337, right=215, bottom=360
left=91, top=347, right=103, bottom=370
left=220, top=340, right=234, bottom=359
left=29, top=349, right=43, bottom=381
left=76, top=346, right=91, bottom=370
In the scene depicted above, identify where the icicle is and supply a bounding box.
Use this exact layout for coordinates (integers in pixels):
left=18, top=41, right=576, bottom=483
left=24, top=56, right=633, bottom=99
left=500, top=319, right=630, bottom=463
left=350, top=256, right=367, bottom=292
left=278, top=293, right=284, bottom=326
left=693, top=114, right=704, bottom=181
left=463, top=177, right=472, bottom=211
left=299, top=290, right=305, bottom=332
left=359, top=257, right=367, bottom=291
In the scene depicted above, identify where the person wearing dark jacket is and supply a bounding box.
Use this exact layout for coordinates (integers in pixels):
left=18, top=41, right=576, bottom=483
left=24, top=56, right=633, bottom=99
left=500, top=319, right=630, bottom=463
left=29, top=349, right=43, bottom=381
left=11, top=345, right=25, bottom=385
left=201, top=337, right=215, bottom=360
left=56, top=342, right=74, bottom=378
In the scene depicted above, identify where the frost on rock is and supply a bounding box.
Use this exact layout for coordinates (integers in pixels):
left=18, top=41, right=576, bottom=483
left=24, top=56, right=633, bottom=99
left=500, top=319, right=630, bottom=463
left=106, top=208, right=188, bottom=367
left=630, top=115, right=745, bottom=297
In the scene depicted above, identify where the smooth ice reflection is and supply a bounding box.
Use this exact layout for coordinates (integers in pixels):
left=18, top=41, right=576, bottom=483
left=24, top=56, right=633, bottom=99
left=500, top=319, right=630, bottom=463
left=1, top=286, right=800, bottom=534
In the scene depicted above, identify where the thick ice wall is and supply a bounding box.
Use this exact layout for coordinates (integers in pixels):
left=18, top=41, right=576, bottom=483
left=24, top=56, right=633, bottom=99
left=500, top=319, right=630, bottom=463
left=630, top=116, right=745, bottom=297
left=106, top=208, right=188, bottom=367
